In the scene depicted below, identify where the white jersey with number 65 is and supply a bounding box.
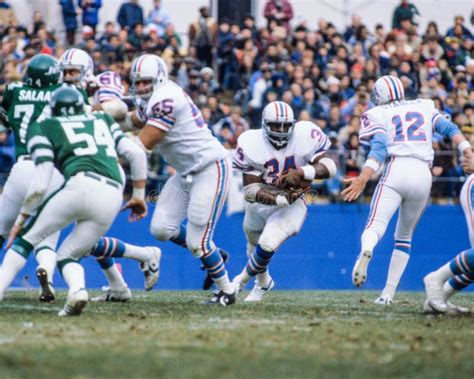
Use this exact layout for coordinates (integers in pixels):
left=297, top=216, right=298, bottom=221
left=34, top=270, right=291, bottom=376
left=359, top=99, right=444, bottom=163
left=144, top=81, right=228, bottom=176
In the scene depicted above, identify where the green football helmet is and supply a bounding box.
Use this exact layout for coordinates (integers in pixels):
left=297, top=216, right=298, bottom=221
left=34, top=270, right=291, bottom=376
left=51, top=86, right=85, bottom=116
left=25, top=54, right=61, bottom=88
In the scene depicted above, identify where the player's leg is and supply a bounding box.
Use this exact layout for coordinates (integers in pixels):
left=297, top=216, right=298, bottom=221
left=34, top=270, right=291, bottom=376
left=232, top=203, right=267, bottom=293
left=34, top=232, right=60, bottom=302
left=375, top=165, right=432, bottom=304
left=237, top=200, right=307, bottom=302
left=90, top=237, right=161, bottom=291
left=0, top=161, right=32, bottom=247
left=353, top=182, right=402, bottom=287
left=424, top=248, right=474, bottom=313
left=0, top=183, right=76, bottom=299
left=186, top=158, right=234, bottom=305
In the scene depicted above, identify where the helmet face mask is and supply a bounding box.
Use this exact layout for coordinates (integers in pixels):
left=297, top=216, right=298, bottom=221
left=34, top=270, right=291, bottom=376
left=130, top=54, right=168, bottom=101
left=262, top=101, right=295, bottom=148
left=59, top=48, right=94, bottom=88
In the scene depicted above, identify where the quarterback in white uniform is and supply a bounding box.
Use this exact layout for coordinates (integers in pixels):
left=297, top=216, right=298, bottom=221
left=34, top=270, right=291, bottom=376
left=117, top=54, right=235, bottom=305
left=343, top=75, right=473, bottom=304
left=59, top=48, right=161, bottom=302
left=232, top=101, right=336, bottom=302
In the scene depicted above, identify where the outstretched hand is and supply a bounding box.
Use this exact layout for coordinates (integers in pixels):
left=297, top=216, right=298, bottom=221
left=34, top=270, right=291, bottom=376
left=122, top=198, right=148, bottom=222
left=341, top=176, right=367, bottom=202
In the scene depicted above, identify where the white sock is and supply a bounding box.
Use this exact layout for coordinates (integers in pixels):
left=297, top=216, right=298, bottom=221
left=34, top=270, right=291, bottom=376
left=123, top=244, right=151, bottom=262
left=432, top=262, right=454, bottom=282
left=0, top=250, right=27, bottom=295
left=443, top=280, right=456, bottom=299
left=102, top=264, right=127, bottom=290
left=257, top=270, right=271, bottom=287
left=213, top=272, right=234, bottom=294
left=35, top=248, right=56, bottom=284
left=62, top=262, right=85, bottom=295
left=383, top=249, right=410, bottom=298
left=361, top=229, right=379, bottom=252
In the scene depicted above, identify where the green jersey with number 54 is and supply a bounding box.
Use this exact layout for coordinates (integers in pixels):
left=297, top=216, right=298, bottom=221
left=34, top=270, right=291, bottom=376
left=27, top=111, right=124, bottom=184
left=0, top=82, right=89, bottom=158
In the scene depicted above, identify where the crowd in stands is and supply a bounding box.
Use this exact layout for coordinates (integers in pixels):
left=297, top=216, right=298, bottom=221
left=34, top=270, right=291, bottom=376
left=0, top=0, right=473, bottom=201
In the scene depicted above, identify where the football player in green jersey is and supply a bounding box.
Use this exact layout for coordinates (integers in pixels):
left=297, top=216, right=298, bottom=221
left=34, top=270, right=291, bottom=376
left=0, top=86, right=148, bottom=316
left=0, top=54, right=71, bottom=302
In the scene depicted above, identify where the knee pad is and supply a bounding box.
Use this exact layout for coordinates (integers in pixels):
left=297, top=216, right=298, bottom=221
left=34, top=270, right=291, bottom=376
left=150, top=221, right=179, bottom=241
left=258, top=224, right=289, bottom=253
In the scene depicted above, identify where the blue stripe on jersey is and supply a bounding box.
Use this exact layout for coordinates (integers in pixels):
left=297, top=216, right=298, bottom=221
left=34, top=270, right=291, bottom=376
left=149, top=115, right=174, bottom=127
left=98, top=89, right=122, bottom=98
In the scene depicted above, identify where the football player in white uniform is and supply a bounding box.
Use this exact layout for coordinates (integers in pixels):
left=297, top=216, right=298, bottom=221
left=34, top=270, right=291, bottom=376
left=116, top=54, right=235, bottom=305
left=232, top=101, right=336, bottom=302
left=423, top=158, right=474, bottom=314
left=59, top=48, right=161, bottom=302
left=343, top=75, right=473, bottom=304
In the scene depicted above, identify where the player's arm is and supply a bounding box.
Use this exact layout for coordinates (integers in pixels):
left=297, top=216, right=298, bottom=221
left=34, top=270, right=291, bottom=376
left=433, top=113, right=473, bottom=173
left=342, top=132, right=388, bottom=202
left=243, top=174, right=297, bottom=207
left=136, top=98, right=176, bottom=149
left=107, top=117, right=148, bottom=221
left=119, top=108, right=148, bottom=131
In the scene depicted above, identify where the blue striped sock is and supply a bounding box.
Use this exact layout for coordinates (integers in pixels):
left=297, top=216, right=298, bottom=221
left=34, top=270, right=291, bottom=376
left=246, top=245, right=274, bottom=277
left=449, top=249, right=474, bottom=276
left=91, top=237, right=126, bottom=258
left=394, top=240, right=411, bottom=254
left=200, top=249, right=226, bottom=280
left=171, top=224, right=187, bottom=248
left=448, top=272, right=474, bottom=291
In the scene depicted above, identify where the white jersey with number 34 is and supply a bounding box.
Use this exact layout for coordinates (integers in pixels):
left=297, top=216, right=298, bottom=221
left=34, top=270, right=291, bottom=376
left=145, top=81, right=228, bottom=176
left=360, top=99, right=444, bottom=163
left=233, top=121, right=330, bottom=185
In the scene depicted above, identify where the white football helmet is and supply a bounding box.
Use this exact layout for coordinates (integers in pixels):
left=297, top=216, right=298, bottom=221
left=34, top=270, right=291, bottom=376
left=130, top=54, right=168, bottom=100
left=59, top=48, right=94, bottom=88
left=262, top=101, right=295, bottom=148
left=371, top=75, right=405, bottom=105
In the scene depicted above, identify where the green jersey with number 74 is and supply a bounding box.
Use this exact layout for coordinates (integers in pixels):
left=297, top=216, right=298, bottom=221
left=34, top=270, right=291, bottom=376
left=1, top=82, right=89, bottom=158
left=27, top=111, right=124, bottom=184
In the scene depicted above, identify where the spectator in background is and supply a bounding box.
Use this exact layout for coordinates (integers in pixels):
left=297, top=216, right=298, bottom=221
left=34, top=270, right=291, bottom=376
left=79, top=0, right=102, bottom=32
left=117, top=0, right=144, bottom=30
left=212, top=106, right=249, bottom=149
left=31, top=11, right=45, bottom=36
left=0, top=0, right=17, bottom=33
left=248, top=62, right=272, bottom=128
left=189, top=6, right=216, bottom=67
left=264, top=0, right=293, bottom=32
left=59, top=0, right=78, bottom=46
left=146, top=0, right=170, bottom=37
left=344, top=14, right=362, bottom=42
left=446, top=15, right=472, bottom=40
left=392, top=0, right=420, bottom=30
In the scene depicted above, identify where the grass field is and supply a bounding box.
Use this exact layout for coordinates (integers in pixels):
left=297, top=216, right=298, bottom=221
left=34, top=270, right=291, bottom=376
left=0, top=290, right=473, bottom=379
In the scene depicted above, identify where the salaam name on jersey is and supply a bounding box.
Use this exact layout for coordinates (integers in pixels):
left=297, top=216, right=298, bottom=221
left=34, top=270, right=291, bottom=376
left=27, top=111, right=123, bottom=184
left=1, top=82, right=89, bottom=158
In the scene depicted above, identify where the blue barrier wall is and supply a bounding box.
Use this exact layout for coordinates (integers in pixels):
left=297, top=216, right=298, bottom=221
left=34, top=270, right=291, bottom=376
left=12, top=204, right=471, bottom=291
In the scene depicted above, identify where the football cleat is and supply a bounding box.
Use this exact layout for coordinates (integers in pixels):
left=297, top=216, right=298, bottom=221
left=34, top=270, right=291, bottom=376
left=140, top=247, right=162, bottom=291
left=91, top=286, right=132, bottom=302
left=423, top=272, right=448, bottom=313
left=36, top=267, right=55, bottom=303
left=202, top=249, right=230, bottom=290
left=352, top=250, right=372, bottom=287
left=423, top=299, right=470, bottom=314
left=58, top=288, right=88, bottom=317
left=374, top=296, right=393, bottom=305
left=203, top=290, right=236, bottom=306
left=245, top=279, right=275, bottom=302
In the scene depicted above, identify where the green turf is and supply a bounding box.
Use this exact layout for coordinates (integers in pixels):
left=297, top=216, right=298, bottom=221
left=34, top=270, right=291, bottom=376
left=0, top=290, right=473, bottom=379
